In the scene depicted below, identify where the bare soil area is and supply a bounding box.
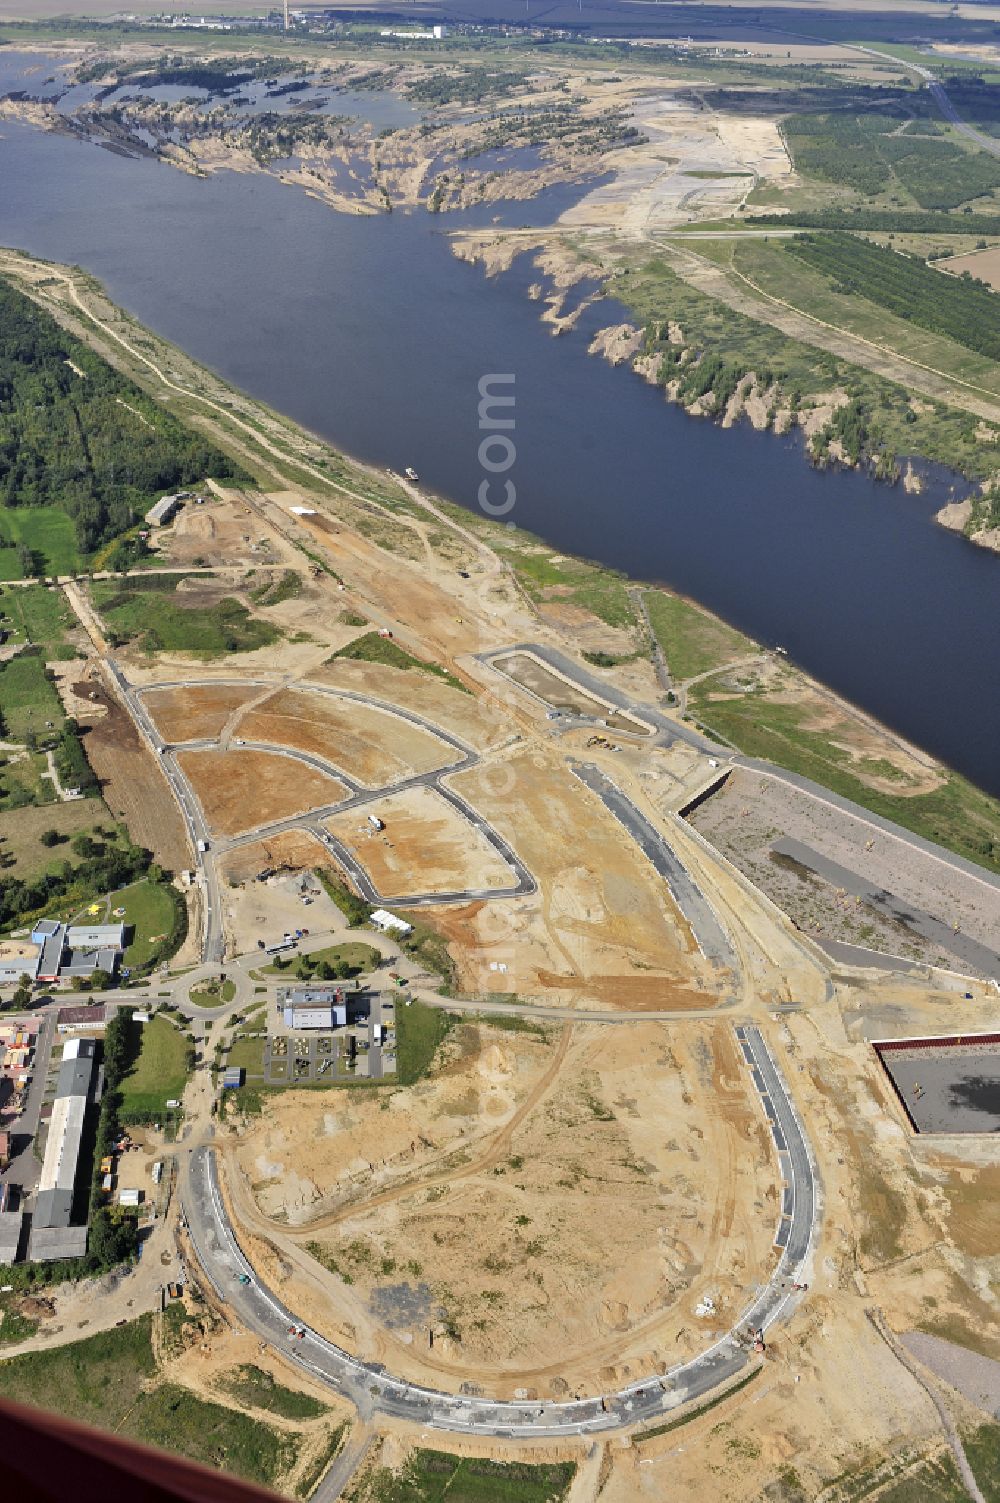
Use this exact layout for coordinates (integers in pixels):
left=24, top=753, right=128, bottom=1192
left=142, top=683, right=264, bottom=744
left=178, top=747, right=347, bottom=837
left=492, top=652, right=652, bottom=734
left=445, top=752, right=711, bottom=1006
left=324, top=786, right=516, bottom=897
left=73, top=668, right=190, bottom=870
left=939, top=246, right=1000, bottom=293
left=237, top=1019, right=773, bottom=1390
left=236, top=686, right=457, bottom=787
left=312, top=660, right=508, bottom=752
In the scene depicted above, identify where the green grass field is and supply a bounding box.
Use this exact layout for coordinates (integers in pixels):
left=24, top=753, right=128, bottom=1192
left=92, top=581, right=279, bottom=658
left=128, top=1383, right=296, bottom=1489
left=964, top=1423, right=1000, bottom=1503
left=0, top=1313, right=297, bottom=1491
left=0, top=507, right=81, bottom=579
left=394, top=999, right=455, bottom=1087
left=0, top=1314, right=157, bottom=1426
left=495, top=543, right=637, bottom=633
left=355, top=1450, right=576, bottom=1503
left=0, top=582, right=80, bottom=656
left=119, top=1016, right=190, bottom=1116
left=0, top=652, right=65, bottom=741
left=0, top=800, right=112, bottom=878
left=643, top=589, right=753, bottom=681
left=111, top=878, right=180, bottom=970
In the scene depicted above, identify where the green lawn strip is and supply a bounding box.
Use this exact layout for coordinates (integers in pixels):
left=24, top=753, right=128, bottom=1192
left=0, top=652, right=64, bottom=741
left=264, top=941, right=381, bottom=978
left=118, top=1015, right=191, bottom=1119
left=91, top=580, right=279, bottom=657
left=0, top=581, right=80, bottom=655
left=688, top=684, right=1000, bottom=874
left=115, top=877, right=184, bottom=970
left=329, top=632, right=469, bottom=693
left=0, top=507, right=81, bottom=580
left=643, top=589, right=753, bottom=681
left=218, top=1364, right=328, bottom=1421
left=362, top=1450, right=576, bottom=1503
left=0, top=1314, right=157, bottom=1427
left=394, top=999, right=455, bottom=1087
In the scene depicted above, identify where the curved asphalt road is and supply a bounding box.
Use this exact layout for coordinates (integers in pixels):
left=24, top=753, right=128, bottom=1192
left=182, top=1025, right=816, bottom=1439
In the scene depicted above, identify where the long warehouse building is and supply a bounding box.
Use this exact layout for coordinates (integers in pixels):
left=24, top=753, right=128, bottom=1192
left=28, top=1037, right=99, bottom=1262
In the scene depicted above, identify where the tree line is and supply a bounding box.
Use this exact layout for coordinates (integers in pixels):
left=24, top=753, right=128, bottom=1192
left=0, top=278, right=243, bottom=558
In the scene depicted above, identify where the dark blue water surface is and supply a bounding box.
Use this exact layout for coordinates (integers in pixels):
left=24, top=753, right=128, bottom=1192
left=1, top=103, right=999, bottom=796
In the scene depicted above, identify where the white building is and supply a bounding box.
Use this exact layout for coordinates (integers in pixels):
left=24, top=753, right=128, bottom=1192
left=370, top=909, right=413, bottom=937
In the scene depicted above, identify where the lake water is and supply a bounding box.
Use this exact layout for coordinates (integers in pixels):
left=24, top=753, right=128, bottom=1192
left=1, top=75, right=999, bottom=797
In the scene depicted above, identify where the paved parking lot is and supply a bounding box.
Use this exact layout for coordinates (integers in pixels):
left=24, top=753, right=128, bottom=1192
left=877, top=1042, right=1000, bottom=1134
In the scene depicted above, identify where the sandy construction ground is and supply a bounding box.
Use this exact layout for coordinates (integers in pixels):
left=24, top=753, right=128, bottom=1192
left=142, top=683, right=265, bottom=744
left=560, top=92, right=789, bottom=236
left=312, top=660, right=509, bottom=753
left=236, top=1018, right=774, bottom=1390
left=237, top=686, right=458, bottom=787
left=443, top=751, right=714, bottom=1006
left=325, top=786, right=516, bottom=897
left=178, top=747, right=347, bottom=837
